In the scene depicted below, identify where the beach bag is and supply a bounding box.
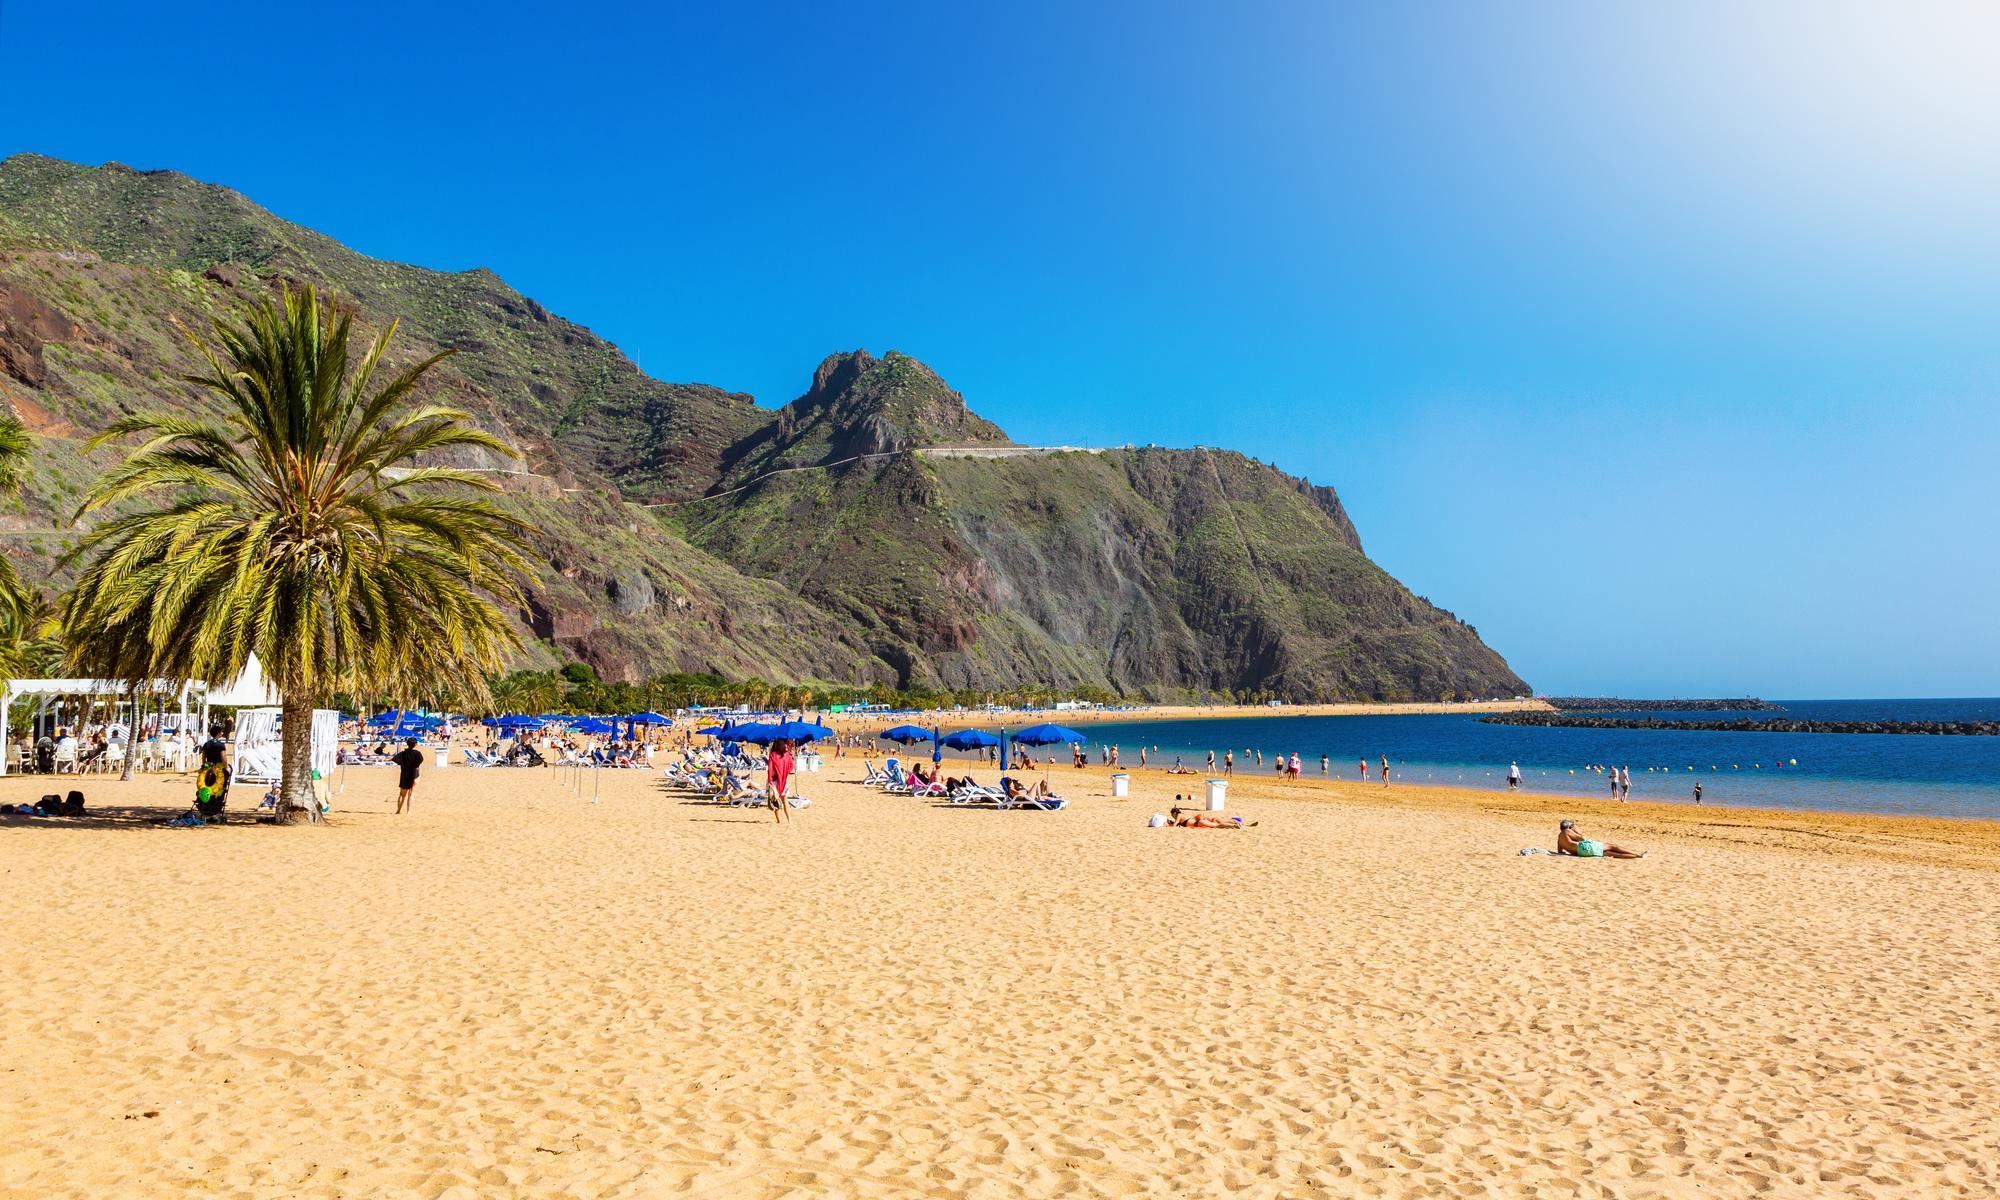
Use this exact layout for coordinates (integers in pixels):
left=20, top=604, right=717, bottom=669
left=63, top=790, right=85, bottom=815
left=1148, top=813, right=1168, bottom=828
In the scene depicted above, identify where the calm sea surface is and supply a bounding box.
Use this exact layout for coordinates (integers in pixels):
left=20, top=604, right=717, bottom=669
left=1069, top=699, right=2000, bottom=820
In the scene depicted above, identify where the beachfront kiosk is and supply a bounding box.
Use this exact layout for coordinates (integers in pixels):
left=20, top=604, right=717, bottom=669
left=0, top=653, right=283, bottom=776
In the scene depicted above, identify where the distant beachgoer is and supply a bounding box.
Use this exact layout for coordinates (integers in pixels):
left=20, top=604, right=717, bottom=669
left=1139, top=747, right=1147, bottom=767
left=765, top=738, right=796, bottom=824
left=1223, top=751, right=1234, bottom=777
left=1507, top=762, right=1522, bottom=790
left=1609, top=768, right=1620, bottom=800
left=1109, top=745, right=1120, bottom=768
left=1320, top=754, right=1329, bottom=775
left=1206, top=750, right=1216, bottom=770
left=1173, top=754, right=1183, bottom=770
left=1288, top=752, right=1301, bottom=779
left=1358, top=757, right=1368, bottom=780
left=1254, top=749, right=1263, bottom=766
left=1693, top=781, right=1703, bottom=804
left=1380, top=755, right=1390, bottom=786
left=392, top=737, right=423, bottom=814
left=1619, top=766, right=1631, bottom=800
left=1557, top=818, right=1645, bottom=859
left=1168, top=806, right=1257, bottom=829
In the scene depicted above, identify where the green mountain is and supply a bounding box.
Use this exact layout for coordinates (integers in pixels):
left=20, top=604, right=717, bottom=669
left=0, top=154, right=1526, bottom=701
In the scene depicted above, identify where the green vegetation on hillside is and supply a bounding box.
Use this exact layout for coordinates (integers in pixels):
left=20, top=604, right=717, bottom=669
left=0, top=154, right=1528, bottom=702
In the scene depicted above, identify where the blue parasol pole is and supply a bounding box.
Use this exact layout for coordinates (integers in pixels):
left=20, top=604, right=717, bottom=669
left=932, top=726, right=942, bottom=766
left=1000, top=727, right=1010, bottom=772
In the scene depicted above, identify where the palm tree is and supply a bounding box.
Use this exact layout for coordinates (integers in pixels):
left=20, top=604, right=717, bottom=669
left=61, top=285, right=532, bottom=821
left=0, top=407, right=34, bottom=615
left=0, top=585, right=60, bottom=679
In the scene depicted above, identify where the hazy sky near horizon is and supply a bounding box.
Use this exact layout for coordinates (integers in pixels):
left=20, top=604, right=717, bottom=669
left=4, top=1, right=1997, bottom=698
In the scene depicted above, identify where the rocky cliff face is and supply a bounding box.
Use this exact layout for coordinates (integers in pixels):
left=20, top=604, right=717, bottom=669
left=0, top=154, right=1528, bottom=700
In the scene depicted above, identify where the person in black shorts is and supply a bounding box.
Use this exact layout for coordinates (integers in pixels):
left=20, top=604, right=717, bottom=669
left=392, top=737, right=424, bottom=814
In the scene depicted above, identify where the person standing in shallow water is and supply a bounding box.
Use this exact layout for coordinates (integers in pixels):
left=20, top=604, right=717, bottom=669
left=1380, top=755, right=1390, bottom=786
left=1223, top=750, right=1233, bottom=776
left=392, top=737, right=423, bottom=814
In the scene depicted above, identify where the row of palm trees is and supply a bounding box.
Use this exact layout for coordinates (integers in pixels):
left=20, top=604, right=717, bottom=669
left=2, top=285, right=530, bottom=821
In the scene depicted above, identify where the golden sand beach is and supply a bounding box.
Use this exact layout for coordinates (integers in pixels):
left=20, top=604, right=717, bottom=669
left=3, top=759, right=1997, bottom=1198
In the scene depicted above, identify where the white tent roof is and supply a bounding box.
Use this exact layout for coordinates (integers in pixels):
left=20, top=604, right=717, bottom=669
left=204, top=652, right=282, bottom=706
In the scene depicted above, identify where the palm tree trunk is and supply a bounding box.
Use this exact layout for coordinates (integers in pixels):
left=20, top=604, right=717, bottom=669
left=119, top=686, right=137, bottom=781
left=279, top=694, right=314, bottom=823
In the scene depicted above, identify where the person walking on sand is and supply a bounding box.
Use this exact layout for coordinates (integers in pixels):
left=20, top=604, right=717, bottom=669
left=391, top=737, right=424, bottom=814
left=1508, top=761, right=1522, bottom=790
left=765, top=737, right=796, bottom=825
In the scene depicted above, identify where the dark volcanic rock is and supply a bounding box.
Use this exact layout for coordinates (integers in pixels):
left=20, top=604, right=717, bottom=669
left=606, top=568, right=656, bottom=616
left=1546, top=697, right=1784, bottom=712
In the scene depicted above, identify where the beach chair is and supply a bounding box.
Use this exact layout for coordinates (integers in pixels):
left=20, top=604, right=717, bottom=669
left=909, top=778, right=947, bottom=799
left=1014, top=792, right=1068, bottom=811
left=860, top=762, right=891, bottom=787
left=948, top=783, right=1005, bottom=806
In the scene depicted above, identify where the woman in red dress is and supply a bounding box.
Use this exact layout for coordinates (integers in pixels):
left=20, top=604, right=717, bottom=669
left=765, top=738, right=795, bottom=825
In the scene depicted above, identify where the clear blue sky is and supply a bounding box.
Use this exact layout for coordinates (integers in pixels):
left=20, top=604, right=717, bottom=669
left=6, top=1, right=1997, bottom=698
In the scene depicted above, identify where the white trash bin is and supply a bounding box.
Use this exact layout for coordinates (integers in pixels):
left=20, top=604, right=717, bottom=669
left=1204, top=778, right=1228, bottom=811
left=1110, top=772, right=1129, bottom=797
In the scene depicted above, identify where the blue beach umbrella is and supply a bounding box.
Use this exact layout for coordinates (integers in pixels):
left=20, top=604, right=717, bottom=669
left=879, top=724, right=932, bottom=744
left=940, top=729, right=1001, bottom=751
left=570, top=717, right=617, bottom=735
left=727, top=722, right=783, bottom=745
left=1011, top=723, right=1085, bottom=747
left=620, top=711, right=673, bottom=725
left=1011, top=723, right=1084, bottom=776
left=770, top=720, right=833, bottom=742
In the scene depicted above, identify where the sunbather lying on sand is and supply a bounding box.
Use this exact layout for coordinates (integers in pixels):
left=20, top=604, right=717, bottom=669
left=1557, top=819, right=1645, bottom=859
left=1001, top=776, right=1053, bottom=801
left=1168, top=807, right=1256, bottom=828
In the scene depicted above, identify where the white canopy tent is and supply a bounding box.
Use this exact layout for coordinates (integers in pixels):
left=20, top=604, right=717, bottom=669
left=0, top=653, right=281, bottom=777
